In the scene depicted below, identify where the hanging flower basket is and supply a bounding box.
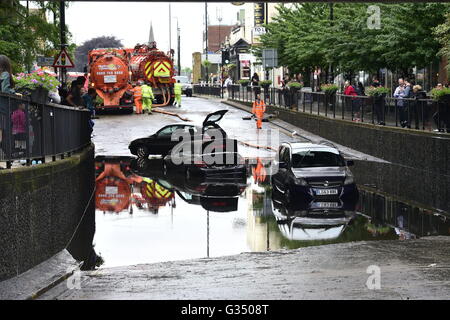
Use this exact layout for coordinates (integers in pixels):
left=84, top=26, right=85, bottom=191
left=13, top=71, right=59, bottom=104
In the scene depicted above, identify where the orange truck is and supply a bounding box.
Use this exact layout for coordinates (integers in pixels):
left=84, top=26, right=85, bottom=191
left=88, top=48, right=134, bottom=112
left=129, top=43, right=175, bottom=106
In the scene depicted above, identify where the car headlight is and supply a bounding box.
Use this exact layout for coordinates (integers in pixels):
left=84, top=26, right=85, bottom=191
left=344, top=175, right=354, bottom=185
left=294, top=177, right=308, bottom=186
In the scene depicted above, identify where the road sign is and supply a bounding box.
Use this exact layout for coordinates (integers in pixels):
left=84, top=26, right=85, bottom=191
left=262, top=48, right=278, bottom=69
left=53, top=48, right=74, bottom=68
left=36, top=56, right=55, bottom=67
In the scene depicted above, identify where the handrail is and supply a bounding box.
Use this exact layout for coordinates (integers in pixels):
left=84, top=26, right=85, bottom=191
left=0, top=92, right=92, bottom=168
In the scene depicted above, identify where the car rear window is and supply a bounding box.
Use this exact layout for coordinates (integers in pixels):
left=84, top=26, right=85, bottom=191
left=292, top=150, right=345, bottom=168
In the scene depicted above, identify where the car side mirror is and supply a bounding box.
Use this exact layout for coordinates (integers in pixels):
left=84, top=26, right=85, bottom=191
left=346, top=160, right=354, bottom=166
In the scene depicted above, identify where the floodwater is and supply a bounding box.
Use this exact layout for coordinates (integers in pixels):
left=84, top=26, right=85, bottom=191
left=90, top=156, right=450, bottom=269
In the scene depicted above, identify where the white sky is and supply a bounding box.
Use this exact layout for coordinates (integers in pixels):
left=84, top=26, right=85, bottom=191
left=64, top=2, right=241, bottom=69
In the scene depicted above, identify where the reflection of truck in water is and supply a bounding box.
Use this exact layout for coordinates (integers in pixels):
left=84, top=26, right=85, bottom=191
left=95, top=156, right=174, bottom=214
left=88, top=49, right=134, bottom=112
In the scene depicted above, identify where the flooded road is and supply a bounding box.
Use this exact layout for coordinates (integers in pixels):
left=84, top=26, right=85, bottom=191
left=92, top=156, right=450, bottom=268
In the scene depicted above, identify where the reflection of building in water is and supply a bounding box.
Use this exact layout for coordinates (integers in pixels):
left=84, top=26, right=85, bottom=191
left=245, top=182, right=282, bottom=251
left=359, top=188, right=450, bottom=238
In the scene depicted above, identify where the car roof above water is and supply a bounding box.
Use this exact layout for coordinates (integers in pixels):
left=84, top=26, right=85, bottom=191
left=284, top=142, right=340, bottom=154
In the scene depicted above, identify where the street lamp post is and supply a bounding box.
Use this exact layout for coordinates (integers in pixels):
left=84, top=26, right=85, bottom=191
left=205, top=2, right=208, bottom=83
left=59, top=0, right=66, bottom=84
left=177, top=20, right=181, bottom=76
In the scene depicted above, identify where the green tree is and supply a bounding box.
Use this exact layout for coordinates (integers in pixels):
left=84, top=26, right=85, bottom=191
left=74, top=36, right=124, bottom=72
left=434, top=12, right=450, bottom=74
left=375, top=2, right=449, bottom=74
left=0, top=1, right=72, bottom=73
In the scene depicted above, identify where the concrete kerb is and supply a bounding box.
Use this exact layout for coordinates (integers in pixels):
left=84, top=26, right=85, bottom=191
left=0, top=250, right=81, bottom=300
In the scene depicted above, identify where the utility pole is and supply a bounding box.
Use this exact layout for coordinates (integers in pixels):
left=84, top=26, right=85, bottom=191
left=177, top=20, right=181, bottom=76
left=59, top=0, right=66, bottom=84
left=205, top=2, right=208, bottom=83
left=169, top=3, right=172, bottom=52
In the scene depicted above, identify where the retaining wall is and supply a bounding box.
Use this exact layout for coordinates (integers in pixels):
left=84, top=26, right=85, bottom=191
left=0, top=144, right=95, bottom=281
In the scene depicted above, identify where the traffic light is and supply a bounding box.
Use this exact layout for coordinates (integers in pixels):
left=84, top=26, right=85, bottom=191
left=222, top=50, right=230, bottom=65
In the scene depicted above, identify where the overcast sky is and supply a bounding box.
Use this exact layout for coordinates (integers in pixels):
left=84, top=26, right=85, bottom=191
left=64, top=2, right=240, bottom=69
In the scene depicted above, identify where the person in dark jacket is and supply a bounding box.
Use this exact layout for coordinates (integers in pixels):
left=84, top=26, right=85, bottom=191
left=251, top=72, right=260, bottom=99
left=371, top=76, right=385, bottom=125
left=0, top=55, right=17, bottom=156
left=410, top=85, right=427, bottom=129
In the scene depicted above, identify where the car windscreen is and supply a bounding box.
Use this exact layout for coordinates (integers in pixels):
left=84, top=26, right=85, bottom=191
left=175, top=77, right=189, bottom=83
left=291, top=150, right=345, bottom=168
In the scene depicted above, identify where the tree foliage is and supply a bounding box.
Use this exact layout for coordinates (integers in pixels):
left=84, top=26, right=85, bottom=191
left=434, top=13, right=450, bottom=73
left=74, top=36, right=124, bottom=72
left=258, top=3, right=450, bottom=77
left=0, top=0, right=72, bottom=73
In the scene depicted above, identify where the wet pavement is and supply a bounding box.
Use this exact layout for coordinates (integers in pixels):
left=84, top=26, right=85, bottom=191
left=39, top=96, right=450, bottom=299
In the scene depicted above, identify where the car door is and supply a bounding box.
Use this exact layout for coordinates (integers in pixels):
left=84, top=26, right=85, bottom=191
left=153, top=125, right=185, bottom=155
left=273, top=146, right=290, bottom=192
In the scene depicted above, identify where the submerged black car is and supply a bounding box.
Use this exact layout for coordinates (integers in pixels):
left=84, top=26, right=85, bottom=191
left=163, top=138, right=246, bottom=180
left=272, top=142, right=358, bottom=206
left=128, top=110, right=229, bottom=158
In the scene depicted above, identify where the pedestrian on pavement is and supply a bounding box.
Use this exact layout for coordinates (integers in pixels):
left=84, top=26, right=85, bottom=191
left=141, top=81, right=155, bottom=114
left=0, top=55, right=19, bottom=156
left=393, top=78, right=410, bottom=128
left=252, top=93, right=266, bottom=130
left=174, top=80, right=182, bottom=108
left=344, top=80, right=359, bottom=121
left=410, top=85, right=427, bottom=130
left=132, top=81, right=143, bottom=114
left=11, top=103, right=26, bottom=156
left=82, top=88, right=97, bottom=132
left=432, top=83, right=450, bottom=132
left=251, top=73, right=260, bottom=99
left=370, top=76, right=385, bottom=125
left=66, top=79, right=84, bottom=107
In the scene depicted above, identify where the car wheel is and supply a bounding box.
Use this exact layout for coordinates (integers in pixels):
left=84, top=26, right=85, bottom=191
left=136, top=145, right=149, bottom=158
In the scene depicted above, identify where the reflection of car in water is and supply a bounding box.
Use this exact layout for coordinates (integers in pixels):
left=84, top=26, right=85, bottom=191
left=128, top=110, right=229, bottom=158
left=272, top=191, right=356, bottom=241
left=130, top=158, right=247, bottom=212
left=272, top=142, right=358, bottom=206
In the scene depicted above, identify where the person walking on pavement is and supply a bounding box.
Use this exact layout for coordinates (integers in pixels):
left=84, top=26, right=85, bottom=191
left=132, top=80, right=143, bottom=114
left=252, top=93, right=266, bottom=129
left=174, top=80, right=182, bottom=108
left=141, top=81, right=154, bottom=114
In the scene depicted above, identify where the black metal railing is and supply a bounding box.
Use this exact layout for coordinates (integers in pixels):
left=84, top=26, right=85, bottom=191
left=223, top=84, right=450, bottom=133
left=0, top=92, right=92, bottom=168
left=193, top=84, right=223, bottom=97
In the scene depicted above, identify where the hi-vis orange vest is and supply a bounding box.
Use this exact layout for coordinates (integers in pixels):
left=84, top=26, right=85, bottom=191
left=133, top=86, right=142, bottom=99
left=252, top=100, right=266, bottom=114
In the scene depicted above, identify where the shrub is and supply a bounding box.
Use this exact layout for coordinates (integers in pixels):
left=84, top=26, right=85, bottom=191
left=259, top=80, right=272, bottom=87
left=430, top=87, right=450, bottom=101
left=320, top=83, right=339, bottom=94
left=288, top=81, right=303, bottom=90
left=366, top=86, right=390, bottom=96
left=238, top=79, right=250, bottom=86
